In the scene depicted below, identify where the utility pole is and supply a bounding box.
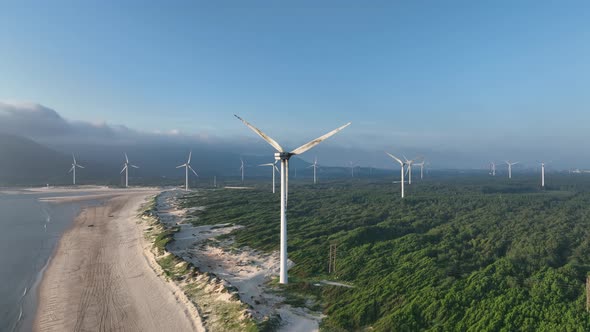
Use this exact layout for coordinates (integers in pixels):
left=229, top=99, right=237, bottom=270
left=328, top=244, right=337, bottom=274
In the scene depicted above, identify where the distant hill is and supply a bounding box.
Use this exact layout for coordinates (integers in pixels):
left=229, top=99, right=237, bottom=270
left=0, top=133, right=72, bottom=186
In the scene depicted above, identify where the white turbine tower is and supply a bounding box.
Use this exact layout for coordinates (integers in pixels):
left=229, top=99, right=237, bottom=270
left=308, top=157, right=319, bottom=184
left=240, top=159, right=245, bottom=183
left=259, top=161, right=279, bottom=193
left=120, top=153, right=139, bottom=188
left=490, top=162, right=497, bottom=176
left=415, top=161, right=425, bottom=180
left=177, top=151, right=198, bottom=191
left=348, top=161, right=355, bottom=178
left=68, top=154, right=84, bottom=185
left=538, top=161, right=546, bottom=188
left=403, top=156, right=418, bottom=184
left=505, top=160, right=519, bottom=179
left=386, top=152, right=406, bottom=198
left=235, top=115, right=350, bottom=284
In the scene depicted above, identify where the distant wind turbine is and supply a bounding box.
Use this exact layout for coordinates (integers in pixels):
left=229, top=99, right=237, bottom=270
left=538, top=161, right=546, bottom=188
left=386, top=152, right=406, bottom=198
left=415, top=160, right=426, bottom=180
left=308, top=157, right=319, bottom=184
left=404, top=156, right=417, bottom=184
left=490, top=162, right=497, bottom=176
left=68, top=154, right=84, bottom=185
left=235, top=114, right=350, bottom=284
left=177, top=151, right=198, bottom=191
left=259, top=161, right=279, bottom=193
left=240, top=158, right=245, bottom=183
left=348, top=161, right=356, bottom=177
left=120, top=153, right=139, bottom=188
left=505, top=160, right=519, bottom=179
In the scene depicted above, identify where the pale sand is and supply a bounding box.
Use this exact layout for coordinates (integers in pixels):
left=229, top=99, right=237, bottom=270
left=158, top=190, right=321, bottom=331
left=33, top=189, right=205, bottom=332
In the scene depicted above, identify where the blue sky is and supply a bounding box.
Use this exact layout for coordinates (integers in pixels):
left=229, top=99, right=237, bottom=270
left=1, top=1, right=590, bottom=164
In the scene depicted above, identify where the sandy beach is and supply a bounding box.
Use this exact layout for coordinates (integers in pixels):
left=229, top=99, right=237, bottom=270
left=33, top=188, right=204, bottom=332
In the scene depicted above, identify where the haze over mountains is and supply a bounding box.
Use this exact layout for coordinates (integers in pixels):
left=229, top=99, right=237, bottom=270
left=0, top=101, right=585, bottom=186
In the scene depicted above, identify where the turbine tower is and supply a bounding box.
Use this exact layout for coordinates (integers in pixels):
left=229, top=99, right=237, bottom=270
left=505, top=160, right=519, bottom=179
left=177, top=151, right=198, bottom=191
left=348, top=161, right=355, bottom=178
left=538, top=161, right=546, bottom=188
left=259, top=161, right=279, bottom=193
left=235, top=114, right=350, bottom=284
left=68, top=154, right=84, bottom=185
left=415, top=161, right=425, bottom=180
left=120, top=153, right=139, bottom=188
left=240, top=158, right=245, bottom=183
left=308, top=157, right=319, bottom=184
left=386, top=152, right=406, bottom=198
left=404, top=156, right=416, bottom=184
left=490, top=162, right=497, bottom=176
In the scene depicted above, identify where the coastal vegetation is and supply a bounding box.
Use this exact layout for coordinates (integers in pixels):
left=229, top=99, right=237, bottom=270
left=179, top=174, right=590, bottom=331
left=138, top=197, right=258, bottom=332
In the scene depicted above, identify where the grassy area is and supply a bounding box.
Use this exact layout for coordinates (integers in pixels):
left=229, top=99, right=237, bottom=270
left=174, top=174, right=590, bottom=331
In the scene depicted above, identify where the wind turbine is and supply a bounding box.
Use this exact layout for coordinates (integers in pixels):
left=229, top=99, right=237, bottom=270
left=348, top=161, right=356, bottom=177
left=386, top=152, right=406, bottom=198
left=177, top=151, right=198, bottom=191
left=235, top=114, right=350, bottom=284
left=415, top=160, right=426, bottom=180
left=505, top=160, right=519, bottom=179
left=259, top=161, right=279, bottom=193
left=490, top=162, right=497, bottom=176
left=404, top=156, right=416, bottom=184
left=538, top=161, right=546, bottom=188
left=240, top=158, right=245, bottom=183
left=68, top=154, right=84, bottom=185
left=120, top=153, right=139, bottom=188
left=308, top=157, right=319, bottom=184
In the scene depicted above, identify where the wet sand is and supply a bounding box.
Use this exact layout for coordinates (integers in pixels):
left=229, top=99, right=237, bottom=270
left=33, top=189, right=204, bottom=332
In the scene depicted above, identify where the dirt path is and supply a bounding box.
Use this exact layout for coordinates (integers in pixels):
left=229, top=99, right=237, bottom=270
left=34, top=190, right=204, bottom=332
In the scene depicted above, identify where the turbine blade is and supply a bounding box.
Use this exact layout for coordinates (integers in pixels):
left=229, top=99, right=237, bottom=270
left=234, top=115, right=284, bottom=152
left=189, top=165, right=198, bottom=177
left=259, top=163, right=274, bottom=166
left=72, top=154, right=76, bottom=164
left=77, top=165, right=85, bottom=169
left=130, top=165, right=139, bottom=169
left=385, top=152, right=403, bottom=165
left=120, top=165, right=127, bottom=174
left=188, top=151, right=192, bottom=164
left=291, top=122, right=351, bottom=155
left=68, top=165, right=74, bottom=173
left=274, top=165, right=280, bottom=173
left=177, top=164, right=186, bottom=168
left=125, top=153, right=129, bottom=163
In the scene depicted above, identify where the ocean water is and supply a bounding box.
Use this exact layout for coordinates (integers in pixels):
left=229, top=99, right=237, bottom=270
left=0, top=191, right=98, bottom=332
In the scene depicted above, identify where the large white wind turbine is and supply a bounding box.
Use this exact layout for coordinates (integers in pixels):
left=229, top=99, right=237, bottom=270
left=259, top=161, right=279, bottom=193
left=120, top=153, right=139, bottom=188
left=308, top=157, right=319, bottom=184
left=177, top=151, right=198, bottom=191
left=68, top=154, right=84, bottom=185
left=348, top=161, right=356, bottom=178
left=386, top=152, right=406, bottom=198
left=505, top=160, right=519, bottom=179
left=235, top=115, right=350, bottom=284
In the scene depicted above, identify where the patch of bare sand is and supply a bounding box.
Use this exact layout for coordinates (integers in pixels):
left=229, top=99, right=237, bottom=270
left=34, top=189, right=204, bottom=332
left=158, top=190, right=321, bottom=331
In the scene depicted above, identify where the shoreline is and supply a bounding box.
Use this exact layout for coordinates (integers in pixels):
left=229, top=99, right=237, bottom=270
left=33, top=188, right=204, bottom=331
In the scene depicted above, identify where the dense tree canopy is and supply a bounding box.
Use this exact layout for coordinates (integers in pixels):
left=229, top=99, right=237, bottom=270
left=180, top=174, right=590, bottom=331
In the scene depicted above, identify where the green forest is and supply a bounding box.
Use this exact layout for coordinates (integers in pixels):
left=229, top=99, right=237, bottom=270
left=179, top=174, right=590, bottom=331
